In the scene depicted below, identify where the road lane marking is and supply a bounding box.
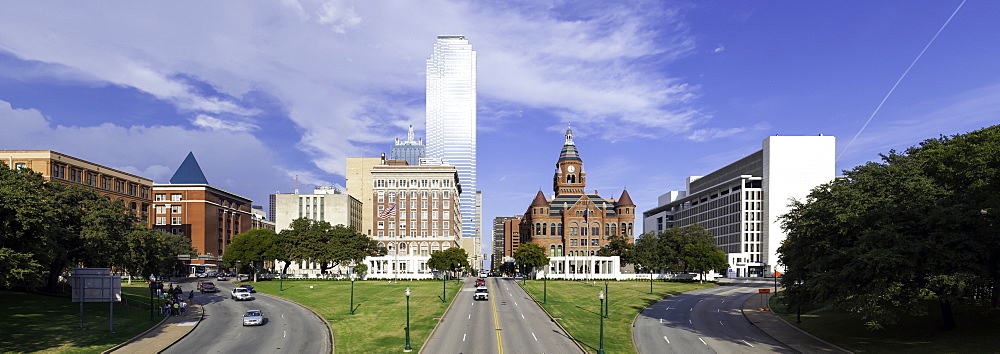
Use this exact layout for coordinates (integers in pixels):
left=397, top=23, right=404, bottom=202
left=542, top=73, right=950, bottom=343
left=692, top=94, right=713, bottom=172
left=689, top=319, right=692, bottom=324
left=719, top=321, right=724, bottom=325
left=236, top=333, right=242, bottom=338
left=532, top=333, right=538, bottom=341
left=468, top=314, right=471, bottom=319
left=490, top=280, right=504, bottom=354
left=659, top=319, right=664, bottom=324
left=699, top=337, right=707, bottom=346
left=283, top=331, right=286, bottom=338
left=282, top=314, right=285, bottom=318
left=521, top=314, right=525, bottom=319
left=742, top=340, right=755, bottom=347
left=689, top=308, right=692, bottom=311
left=514, top=301, right=518, bottom=306
left=663, top=336, right=670, bottom=344
left=463, top=333, right=467, bottom=341
left=717, top=309, right=720, bottom=312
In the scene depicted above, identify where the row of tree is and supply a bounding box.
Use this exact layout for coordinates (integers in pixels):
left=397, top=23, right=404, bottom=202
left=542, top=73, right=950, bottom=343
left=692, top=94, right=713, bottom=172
left=0, top=163, right=195, bottom=291
left=508, top=224, right=729, bottom=280
left=778, top=125, right=1000, bottom=331
left=223, top=218, right=388, bottom=281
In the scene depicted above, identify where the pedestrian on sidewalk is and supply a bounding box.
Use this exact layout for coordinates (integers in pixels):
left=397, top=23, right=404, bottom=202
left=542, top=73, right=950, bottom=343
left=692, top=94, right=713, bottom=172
left=172, top=301, right=180, bottom=316
left=188, top=290, right=194, bottom=301
left=162, top=303, right=170, bottom=317
left=180, top=301, right=187, bottom=315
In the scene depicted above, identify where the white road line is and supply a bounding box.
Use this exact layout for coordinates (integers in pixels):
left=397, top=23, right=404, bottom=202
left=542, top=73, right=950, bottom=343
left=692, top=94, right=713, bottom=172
left=521, top=314, right=525, bottom=319
left=659, top=319, right=664, bottom=324
left=282, top=314, right=285, bottom=318
left=663, top=336, right=670, bottom=344
left=717, top=309, right=720, bottom=312
left=742, top=340, right=755, bottom=347
left=468, top=314, right=471, bottom=319
left=689, top=308, right=692, bottom=311
left=699, top=337, right=707, bottom=346
left=722, top=300, right=726, bottom=304
left=463, top=333, right=467, bottom=341
left=532, top=333, right=538, bottom=341
left=688, top=319, right=692, bottom=324
left=719, top=321, right=724, bottom=325
left=514, top=301, right=518, bottom=306
left=236, top=332, right=242, bottom=338
left=283, top=331, right=286, bottom=338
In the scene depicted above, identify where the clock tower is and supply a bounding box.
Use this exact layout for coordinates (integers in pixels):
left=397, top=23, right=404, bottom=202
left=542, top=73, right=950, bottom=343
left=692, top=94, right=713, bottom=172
left=553, top=126, right=586, bottom=196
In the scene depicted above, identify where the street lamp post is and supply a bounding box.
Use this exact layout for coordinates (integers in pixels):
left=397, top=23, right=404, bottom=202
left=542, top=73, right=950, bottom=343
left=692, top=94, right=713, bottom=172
left=604, top=280, right=609, bottom=319
left=441, top=272, right=447, bottom=303
left=404, top=287, right=412, bottom=352
left=543, top=273, right=547, bottom=304
left=279, top=270, right=284, bottom=291
left=350, top=274, right=356, bottom=315
left=148, top=279, right=154, bottom=321
left=598, top=290, right=605, bottom=354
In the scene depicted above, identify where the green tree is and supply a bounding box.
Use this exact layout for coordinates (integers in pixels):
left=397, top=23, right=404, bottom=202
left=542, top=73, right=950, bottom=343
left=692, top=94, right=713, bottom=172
left=596, top=233, right=634, bottom=264
left=427, top=247, right=470, bottom=278
left=512, top=242, right=549, bottom=279
left=682, top=243, right=728, bottom=283
left=277, top=218, right=334, bottom=274
left=328, top=224, right=386, bottom=274
left=223, top=229, right=282, bottom=282
left=0, top=163, right=50, bottom=288
left=779, top=125, right=1000, bottom=331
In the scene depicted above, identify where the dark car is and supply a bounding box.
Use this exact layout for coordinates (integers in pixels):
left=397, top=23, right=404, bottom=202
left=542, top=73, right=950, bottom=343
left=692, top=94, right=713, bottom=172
left=198, top=282, right=219, bottom=293
left=239, top=284, right=256, bottom=293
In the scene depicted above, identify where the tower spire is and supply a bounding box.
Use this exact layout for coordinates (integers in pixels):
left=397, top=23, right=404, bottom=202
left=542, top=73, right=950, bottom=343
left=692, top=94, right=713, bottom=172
left=565, top=124, right=574, bottom=145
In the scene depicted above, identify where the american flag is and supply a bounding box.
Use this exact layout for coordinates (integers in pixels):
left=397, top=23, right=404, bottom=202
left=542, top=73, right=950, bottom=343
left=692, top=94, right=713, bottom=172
left=379, top=204, right=397, bottom=219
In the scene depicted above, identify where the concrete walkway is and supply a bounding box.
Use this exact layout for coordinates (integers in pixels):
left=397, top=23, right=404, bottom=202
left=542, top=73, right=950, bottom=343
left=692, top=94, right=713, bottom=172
left=741, top=293, right=850, bottom=353
left=104, top=291, right=204, bottom=353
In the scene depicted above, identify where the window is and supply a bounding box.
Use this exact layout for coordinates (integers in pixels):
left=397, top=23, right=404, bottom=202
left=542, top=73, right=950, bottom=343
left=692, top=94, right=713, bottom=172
left=432, top=211, right=439, bottom=219
left=421, top=211, right=428, bottom=219
left=388, top=192, right=396, bottom=202
left=443, top=201, right=449, bottom=208
left=443, top=221, right=449, bottom=229
left=591, top=239, right=599, bottom=246
left=171, top=217, right=182, bottom=225
left=443, top=191, right=450, bottom=198
left=432, top=201, right=439, bottom=209
left=171, top=205, right=182, bottom=213
left=377, top=221, right=384, bottom=229
left=389, top=221, right=396, bottom=229
left=155, top=217, right=166, bottom=225
left=421, top=221, right=428, bottom=229
left=155, top=193, right=166, bottom=201
left=443, top=211, right=450, bottom=219
left=378, top=231, right=384, bottom=237
left=432, top=191, right=439, bottom=199
left=570, top=239, right=578, bottom=247
left=421, top=201, right=428, bottom=208
left=377, top=192, right=384, bottom=203
left=432, top=221, right=439, bottom=229
left=170, top=194, right=182, bottom=201
left=14, top=162, right=25, bottom=170
left=156, top=205, right=166, bottom=214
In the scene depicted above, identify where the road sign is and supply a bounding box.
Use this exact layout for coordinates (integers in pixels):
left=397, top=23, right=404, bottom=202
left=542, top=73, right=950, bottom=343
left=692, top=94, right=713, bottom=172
left=758, top=289, right=771, bottom=294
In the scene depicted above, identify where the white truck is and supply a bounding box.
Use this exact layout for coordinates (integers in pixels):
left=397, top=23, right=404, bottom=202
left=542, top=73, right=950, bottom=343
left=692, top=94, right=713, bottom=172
left=473, top=286, right=488, bottom=301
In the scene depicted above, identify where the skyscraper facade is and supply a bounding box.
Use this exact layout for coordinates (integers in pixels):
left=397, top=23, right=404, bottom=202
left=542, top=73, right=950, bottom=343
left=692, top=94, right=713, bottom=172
left=391, top=125, right=425, bottom=166
left=425, top=35, right=478, bottom=240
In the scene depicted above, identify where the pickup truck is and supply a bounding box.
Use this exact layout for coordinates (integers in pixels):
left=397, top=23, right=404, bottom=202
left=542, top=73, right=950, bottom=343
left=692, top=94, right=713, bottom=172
left=198, top=281, right=219, bottom=293
left=473, top=286, right=488, bottom=301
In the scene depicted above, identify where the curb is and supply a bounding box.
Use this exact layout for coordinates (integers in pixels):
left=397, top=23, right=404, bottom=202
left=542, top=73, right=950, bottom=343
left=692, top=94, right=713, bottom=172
left=256, top=291, right=336, bottom=354
left=515, top=278, right=587, bottom=354
left=739, top=294, right=852, bottom=354
left=767, top=305, right=853, bottom=353
left=418, top=279, right=465, bottom=354
left=102, top=311, right=171, bottom=353
left=157, top=299, right=206, bottom=353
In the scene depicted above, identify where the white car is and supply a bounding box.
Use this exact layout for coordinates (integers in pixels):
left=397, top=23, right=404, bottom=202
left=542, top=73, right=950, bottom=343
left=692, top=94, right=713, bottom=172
left=473, top=286, right=488, bottom=301
left=243, top=310, right=263, bottom=326
left=231, top=287, right=253, bottom=301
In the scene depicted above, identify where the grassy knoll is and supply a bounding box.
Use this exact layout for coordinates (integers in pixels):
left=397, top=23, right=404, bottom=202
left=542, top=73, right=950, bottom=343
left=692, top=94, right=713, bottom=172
left=770, top=293, right=1000, bottom=353
left=0, top=283, right=161, bottom=353
left=521, top=279, right=716, bottom=354
left=247, top=279, right=460, bottom=354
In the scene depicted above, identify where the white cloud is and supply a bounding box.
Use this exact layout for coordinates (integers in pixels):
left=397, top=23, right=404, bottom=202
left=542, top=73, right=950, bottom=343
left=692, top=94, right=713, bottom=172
left=0, top=0, right=710, bottom=178
left=191, top=114, right=259, bottom=132
left=686, top=127, right=747, bottom=142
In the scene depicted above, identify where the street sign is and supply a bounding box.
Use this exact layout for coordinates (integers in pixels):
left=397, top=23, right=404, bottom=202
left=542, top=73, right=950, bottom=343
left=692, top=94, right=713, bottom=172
left=759, top=289, right=771, bottom=294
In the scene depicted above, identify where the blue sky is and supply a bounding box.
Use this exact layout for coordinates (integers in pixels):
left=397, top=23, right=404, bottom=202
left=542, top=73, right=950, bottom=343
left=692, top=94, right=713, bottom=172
left=2, top=1, right=998, bottom=253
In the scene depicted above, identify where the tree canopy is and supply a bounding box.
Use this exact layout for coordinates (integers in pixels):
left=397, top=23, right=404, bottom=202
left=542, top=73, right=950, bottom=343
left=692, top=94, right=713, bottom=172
left=512, top=242, right=549, bottom=278
left=596, top=233, right=634, bottom=264
left=632, top=225, right=727, bottom=276
left=427, top=247, right=470, bottom=275
left=273, top=218, right=386, bottom=276
left=778, top=125, right=1000, bottom=331
left=223, top=228, right=283, bottom=281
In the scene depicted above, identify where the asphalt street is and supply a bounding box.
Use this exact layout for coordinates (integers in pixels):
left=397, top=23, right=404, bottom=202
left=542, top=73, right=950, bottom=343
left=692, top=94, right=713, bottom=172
left=163, top=279, right=329, bottom=354
left=423, top=277, right=581, bottom=354
left=633, top=279, right=793, bottom=354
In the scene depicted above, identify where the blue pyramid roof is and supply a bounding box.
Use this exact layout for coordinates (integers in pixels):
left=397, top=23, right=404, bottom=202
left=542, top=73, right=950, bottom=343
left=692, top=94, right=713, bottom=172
left=169, top=152, right=209, bottom=184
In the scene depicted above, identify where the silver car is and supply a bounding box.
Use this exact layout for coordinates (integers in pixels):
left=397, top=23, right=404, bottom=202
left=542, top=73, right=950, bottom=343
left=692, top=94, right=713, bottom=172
left=243, top=310, right=263, bottom=326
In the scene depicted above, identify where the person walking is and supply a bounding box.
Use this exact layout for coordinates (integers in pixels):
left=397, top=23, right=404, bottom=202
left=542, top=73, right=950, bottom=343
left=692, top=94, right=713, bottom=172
left=188, top=289, right=194, bottom=301
left=179, top=301, right=187, bottom=315
left=162, top=302, right=171, bottom=317
left=172, top=301, right=180, bottom=316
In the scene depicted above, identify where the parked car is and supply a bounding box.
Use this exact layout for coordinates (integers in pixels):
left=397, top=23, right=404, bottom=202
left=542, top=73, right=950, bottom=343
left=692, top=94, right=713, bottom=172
left=243, top=310, right=263, bottom=326
left=239, top=284, right=256, bottom=293
left=232, top=287, right=253, bottom=301
left=473, top=286, right=489, bottom=301
left=198, top=282, right=219, bottom=293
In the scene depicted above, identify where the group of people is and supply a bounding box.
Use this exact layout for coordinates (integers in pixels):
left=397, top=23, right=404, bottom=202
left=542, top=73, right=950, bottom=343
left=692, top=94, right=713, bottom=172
left=160, top=283, right=194, bottom=317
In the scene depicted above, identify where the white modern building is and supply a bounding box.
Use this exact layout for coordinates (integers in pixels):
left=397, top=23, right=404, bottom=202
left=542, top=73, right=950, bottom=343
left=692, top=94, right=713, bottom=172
left=642, top=135, right=835, bottom=277
left=425, top=35, right=480, bottom=242
left=270, top=186, right=362, bottom=232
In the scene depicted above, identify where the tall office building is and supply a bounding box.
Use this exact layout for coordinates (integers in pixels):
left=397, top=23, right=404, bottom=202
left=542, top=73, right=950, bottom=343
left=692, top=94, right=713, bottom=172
left=426, top=35, right=478, bottom=240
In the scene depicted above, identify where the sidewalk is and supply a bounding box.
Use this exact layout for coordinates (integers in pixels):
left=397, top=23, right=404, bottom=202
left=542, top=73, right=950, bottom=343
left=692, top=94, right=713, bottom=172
left=741, top=293, right=850, bottom=353
left=104, top=294, right=204, bottom=353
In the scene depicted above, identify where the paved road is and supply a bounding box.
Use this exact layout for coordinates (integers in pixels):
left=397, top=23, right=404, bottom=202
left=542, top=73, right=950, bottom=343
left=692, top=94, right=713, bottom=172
left=163, top=279, right=329, bottom=354
left=634, top=279, right=793, bottom=354
left=423, top=277, right=580, bottom=354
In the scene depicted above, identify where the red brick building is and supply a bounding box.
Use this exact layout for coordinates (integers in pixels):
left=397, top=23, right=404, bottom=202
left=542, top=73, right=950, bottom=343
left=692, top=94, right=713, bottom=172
left=513, top=127, right=636, bottom=258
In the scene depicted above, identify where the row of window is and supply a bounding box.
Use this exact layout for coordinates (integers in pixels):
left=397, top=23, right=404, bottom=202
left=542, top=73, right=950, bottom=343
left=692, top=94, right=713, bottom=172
left=155, top=205, right=182, bottom=214
left=51, top=163, right=151, bottom=198
left=377, top=191, right=453, bottom=203
left=154, top=193, right=184, bottom=202
left=155, top=216, right=183, bottom=225
left=377, top=220, right=451, bottom=229
left=374, top=179, right=453, bottom=188
left=376, top=230, right=451, bottom=238
left=532, top=222, right=635, bottom=237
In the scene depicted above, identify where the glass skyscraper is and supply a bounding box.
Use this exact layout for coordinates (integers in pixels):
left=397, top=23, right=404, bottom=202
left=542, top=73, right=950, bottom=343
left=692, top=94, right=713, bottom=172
left=426, top=35, right=478, bottom=239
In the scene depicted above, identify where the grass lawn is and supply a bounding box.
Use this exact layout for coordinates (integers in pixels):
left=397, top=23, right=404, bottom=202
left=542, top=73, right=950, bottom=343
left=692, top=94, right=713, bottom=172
left=0, top=282, right=161, bottom=353
left=521, top=279, right=717, bottom=354
left=246, top=279, right=460, bottom=354
left=771, top=294, right=1000, bottom=353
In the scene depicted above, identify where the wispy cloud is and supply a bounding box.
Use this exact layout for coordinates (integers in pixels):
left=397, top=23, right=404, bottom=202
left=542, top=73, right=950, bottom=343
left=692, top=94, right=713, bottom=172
left=191, top=114, right=259, bottom=132
left=686, top=127, right=747, bottom=142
